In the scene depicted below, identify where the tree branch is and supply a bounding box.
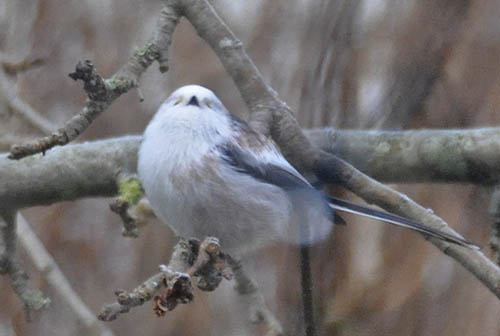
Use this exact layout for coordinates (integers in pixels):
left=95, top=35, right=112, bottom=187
left=313, top=152, right=500, bottom=298
left=98, top=238, right=193, bottom=321
left=16, top=214, right=115, bottom=335
left=170, top=0, right=500, bottom=298
left=0, top=134, right=30, bottom=152
left=0, top=210, right=50, bottom=319
left=8, top=2, right=180, bottom=160
left=98, top=237, right=231, bottom=321
left=227, top=256, right=283, bottom=336
left=489, top=186, right=500, bottom=266
left=2, top=133, right=500, bottom=299
left=180, top=0, right=317, bottom=170
left=307, top=128, right=500, bottom=184
left=5, top=128, right=500, bottom=210
left=1, top=0, right=499, bottom=299
left=0, top=68, right=53, bottom=134
left=0, top=136, right=139, bottom=209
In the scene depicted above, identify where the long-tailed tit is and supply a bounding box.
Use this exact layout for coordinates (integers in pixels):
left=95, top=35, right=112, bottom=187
left=138, top=85, right=476, bottom=335
left=138, top=84, right=475, bottom=252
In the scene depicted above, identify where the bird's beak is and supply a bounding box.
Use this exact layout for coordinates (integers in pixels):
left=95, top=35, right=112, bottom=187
left=187, top=96, right=199, bottom=107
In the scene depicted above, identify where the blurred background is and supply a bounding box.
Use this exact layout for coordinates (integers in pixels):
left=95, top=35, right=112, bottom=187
left=1, top=0, right=500, bottom=335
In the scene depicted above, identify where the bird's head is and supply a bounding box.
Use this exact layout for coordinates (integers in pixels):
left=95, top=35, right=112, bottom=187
left=163, top=85, right=228, bottom=115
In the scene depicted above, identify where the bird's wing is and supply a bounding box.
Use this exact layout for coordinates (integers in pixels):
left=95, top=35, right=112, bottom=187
left=226, top=115, right=311, bottom=184
left=217, top=139, right=342, bottom=245
left=220, top=115, right=342, bottom=225
left=217, top=142, right=310, bottom=190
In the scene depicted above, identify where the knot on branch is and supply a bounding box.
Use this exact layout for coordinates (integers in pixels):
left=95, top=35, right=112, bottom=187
left=68, top=60, right=109, bottom=101
left=154, top=271, right=193, bottom=316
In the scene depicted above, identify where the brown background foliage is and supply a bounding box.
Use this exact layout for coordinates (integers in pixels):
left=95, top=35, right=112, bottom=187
left=1, top=0, right=499, bottom=335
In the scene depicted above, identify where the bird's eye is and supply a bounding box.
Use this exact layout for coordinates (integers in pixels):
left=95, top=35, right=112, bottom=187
left=173, top=98, right=182, bottom=106
left=202, top=98, right=212, bottom=109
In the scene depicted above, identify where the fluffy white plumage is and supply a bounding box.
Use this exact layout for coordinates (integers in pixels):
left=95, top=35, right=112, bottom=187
left=138, top=85, right=332, bottom=254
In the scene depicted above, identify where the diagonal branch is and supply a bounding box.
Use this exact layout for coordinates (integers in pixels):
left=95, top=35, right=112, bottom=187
left=0, top=134, right=30, bottom=152
left=180, top=0, right=316, bottom=169
left=173, top=0, right=500, bottom=298
left=98, top=237, right=195, bottom=321
left=314, top=153, right=500, bottom=298
left=98, top=237, right=231, bottom=321
left=16, top=214, right=115, bottom=335
left=8, top=2, right=181, bottom=160
left=0, top=68, right=53, bottom=134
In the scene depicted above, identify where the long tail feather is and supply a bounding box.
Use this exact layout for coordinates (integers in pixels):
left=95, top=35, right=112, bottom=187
left=327, top=196, right=479, bottom=250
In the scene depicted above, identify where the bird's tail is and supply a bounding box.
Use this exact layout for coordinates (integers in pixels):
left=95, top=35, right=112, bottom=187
left=327, top=196, right=479, bottom=249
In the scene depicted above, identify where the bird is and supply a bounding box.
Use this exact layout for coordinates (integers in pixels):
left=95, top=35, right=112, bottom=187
left=137, top=84, right=477, bottom=335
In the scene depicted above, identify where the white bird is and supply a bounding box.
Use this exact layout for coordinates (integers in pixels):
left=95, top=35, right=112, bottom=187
left=138, top=84, right=476, bottom=336
left=138, top=84, right=475, bottom=252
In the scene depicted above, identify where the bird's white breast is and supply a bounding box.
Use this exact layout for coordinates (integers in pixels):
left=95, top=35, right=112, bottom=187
left=139, top=103, right=231, bottom=193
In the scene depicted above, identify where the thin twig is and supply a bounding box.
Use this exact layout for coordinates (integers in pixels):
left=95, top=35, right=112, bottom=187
left=98, top=237, right=230, bottom=321
left=16, top=213, right=115, bottom=336
left=98, top=238, right=194, bottom=321
left=227, top=256, right=283, bottom=336
left=0, top=68, right=53, bottom=134
left=1, top=58, right=43, bottom=76
left=0, top=134, right=31, bottom=151
left=8, top=2, right=181, bottom=160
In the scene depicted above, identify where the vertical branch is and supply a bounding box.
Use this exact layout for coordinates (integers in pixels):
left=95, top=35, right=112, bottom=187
left=489, top=186, right=500, bottom=266
left=300, top=246, right=316, bottom=336
left=227, top=256, right=283, bottom=336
